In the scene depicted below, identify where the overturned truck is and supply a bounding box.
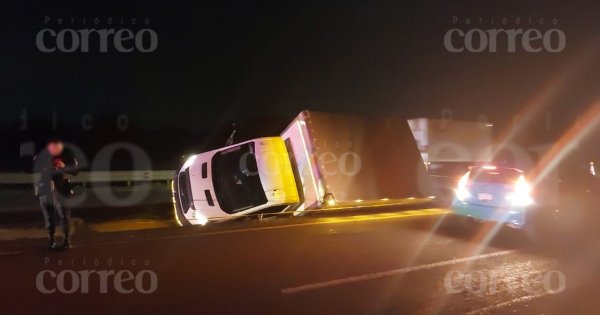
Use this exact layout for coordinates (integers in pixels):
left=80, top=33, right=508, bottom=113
left=173, top=110, right=436, bottom=225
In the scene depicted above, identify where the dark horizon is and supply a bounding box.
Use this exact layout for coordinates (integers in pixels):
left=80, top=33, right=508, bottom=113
left=5, top=0, right=600, bottom=170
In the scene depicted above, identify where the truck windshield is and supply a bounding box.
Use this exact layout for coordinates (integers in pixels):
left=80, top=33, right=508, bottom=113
left=177, top=168, right=194, bottom=213
left=211, top=143, right=268, bottom=213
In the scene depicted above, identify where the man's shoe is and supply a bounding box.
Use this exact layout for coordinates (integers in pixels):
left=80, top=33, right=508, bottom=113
left=48, top=241, right=58, bottom=251
left=61, top=240, right=71, bottom=250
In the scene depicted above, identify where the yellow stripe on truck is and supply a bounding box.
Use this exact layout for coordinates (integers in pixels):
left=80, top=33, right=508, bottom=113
left=256, top=137, right=300, bottom=204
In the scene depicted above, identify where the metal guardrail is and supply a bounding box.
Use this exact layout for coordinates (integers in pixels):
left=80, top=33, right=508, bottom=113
left=0, top=170, right=176, bottom=184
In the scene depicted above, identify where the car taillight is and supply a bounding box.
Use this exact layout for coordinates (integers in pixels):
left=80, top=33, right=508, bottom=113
left=506, top=175, right=533, bottom=206
left=455, top=171, right=471, bottom=202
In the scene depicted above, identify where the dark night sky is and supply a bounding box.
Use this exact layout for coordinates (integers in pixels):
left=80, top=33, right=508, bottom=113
left=3, top=0, right=599, bottom=170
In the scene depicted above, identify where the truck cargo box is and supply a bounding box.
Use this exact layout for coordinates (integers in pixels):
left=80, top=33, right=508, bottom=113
left=408, top=118, right=493, bottom=163
left=281, top=110, right=435, bottom=211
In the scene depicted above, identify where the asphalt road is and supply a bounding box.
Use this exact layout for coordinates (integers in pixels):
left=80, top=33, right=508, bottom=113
left=2, top=207, right=600, bottom=315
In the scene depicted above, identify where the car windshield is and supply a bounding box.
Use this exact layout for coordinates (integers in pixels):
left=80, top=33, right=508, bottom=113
left=469, top=167, right=522, bottom=184
left=211, top=142, right=268, bottom=213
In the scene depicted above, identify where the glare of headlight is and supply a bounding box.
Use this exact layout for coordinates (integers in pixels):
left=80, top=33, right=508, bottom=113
left=182, top=154, right=198, bottom=169
left=192, top=210, right=208, bottom=225
left=323, top=193, right=336, bottom=206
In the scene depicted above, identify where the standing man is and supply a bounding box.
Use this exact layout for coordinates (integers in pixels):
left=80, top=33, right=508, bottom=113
left=33, top=139, right=79, bottom=250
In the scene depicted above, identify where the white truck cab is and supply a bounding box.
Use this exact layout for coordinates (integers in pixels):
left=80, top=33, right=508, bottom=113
left=173, top=137, right=299, bottom=225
